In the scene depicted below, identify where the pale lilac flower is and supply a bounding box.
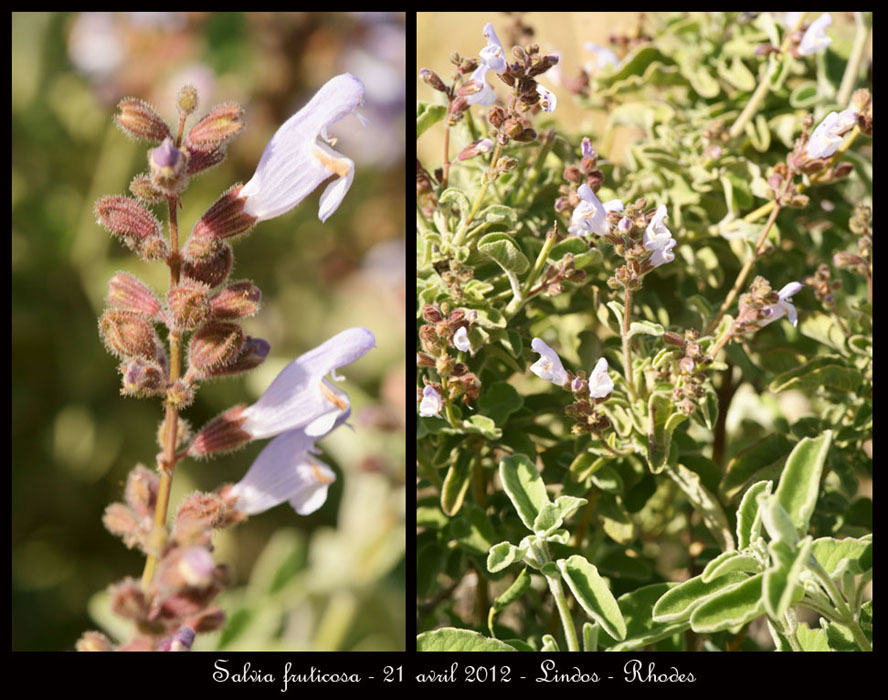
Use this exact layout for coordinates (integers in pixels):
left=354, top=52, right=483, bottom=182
left=465, top=62, right=497, bottom=106
left=453, top=326, right=473, bottom=354
left=760, top=282, right=804, bottom=327
left=530, top=338, right=569, bottom=386
left=568, top=184, right=623, bottom=237
left=798, top=14, right=832, bottom=56
left=228, top=427, right=337, bottom=515
left=805, top=109, right=858, bottom=160
left=480, top=23, right=508, bottom=74
left=536, top=85, right=557, bottom=113
left=419, top=385, right=443, bottom=417
left=643, top=205, right=676, bottom=268
left=240, top=327, right=375, bottom=440
left=584, top=42, right=620, bottom=71
left=588, top=357, right=614, bottom=399
left=240, top=73, right=365, bottom=223
left=581, top=137, right=596, bottom=160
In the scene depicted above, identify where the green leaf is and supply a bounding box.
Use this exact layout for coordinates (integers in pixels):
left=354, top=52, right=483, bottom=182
left=720, top=434, right=794, bottom=501
left=439, top=188, right=471, bottom=221
left=558, top=555, right=627, bottom=641
left=758, top=494, right=799, bottom=544
left=796, top=622, right=831, bottom=651
left=689, top=573, right=765, bottom=633
left=461, top=415, right=502, bottom=439
left=451, top=503, right=498, bottom=556
left=492, top=567, right=532, bottom=611
left=627, top=320, right=665, bottom=339
left=487, top=541, right=520, bottom=573
left=582, top=622, right=599, bottom=652
left=799, top=312, right=847, bottom=354
left=667, top=463, right=735, bottom=552
left=701, top=551, right=763, bottom=582
left=472, top=306, right=507, bottom=329
left=646, top=393, right=685, bottom=473
left=599, top=583, right=689, bottom=651
left=774, top=431, right=833, bottom=534
left=550, top=237, right=590, bottom=259
left=477, top=382, right=524, bottom=426
left=540, top=634, right=559, bottom=652
left=653, top=571, right=750, bottom=623
left=499, top=454, right=551, bottom=531
left=763, top=536, right=811, bottom=620
left=478, top=232, right=530, bottom=274
left=440, top=450, right=473, bottom=516
left=568, top=452, right=606, bottom=482
left=719, top=56, right=756, bottom=91
left=769, top=358, right=862, bottom=394
left=416, top=628, right=516, bottom=651
left=736, top=480, right=773, bottom=549
left=810, top=536, right=871, bottom=578
left=598, top=493, right=637, bottom=545
left=476, top=204, right=518, bottom=227
left=416, top=101, right=446, bottom=138
left=532, top=502, right=563, bottom=535
left=789, top=81, right=821, bottom=108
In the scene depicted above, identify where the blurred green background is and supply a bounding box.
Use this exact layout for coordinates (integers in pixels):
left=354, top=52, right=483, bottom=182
left=12, top=12, right=406, bottom=651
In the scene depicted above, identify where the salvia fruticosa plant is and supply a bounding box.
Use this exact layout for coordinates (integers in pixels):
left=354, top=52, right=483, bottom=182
left=416, top=13, right=872, bottom=652
left=76, top=74, right=376, bottom=651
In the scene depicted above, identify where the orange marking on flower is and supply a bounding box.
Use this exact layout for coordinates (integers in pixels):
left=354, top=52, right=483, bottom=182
left=312, top=145, right=351, bottom=178
left=320, top=381, right=348, bottom=411
left=309, top=461, right=334, bottom=484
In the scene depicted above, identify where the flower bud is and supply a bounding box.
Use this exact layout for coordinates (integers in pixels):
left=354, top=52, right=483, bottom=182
left=167, top=279, right=211, bottom=331
left=99, top=310, right=162, bottom=361
left=113, top=97, right=173, bottom=143
left=165, top=380, right=196, bottom=410
left=95, top=195, right=163, bottom=252
left=209, top=281, right=261, bottom=319
left=156, top=415, right=192, bottom=456
left=120, top=357, right=167, bottom=397
left=416, top=352, right=435, bottom=367
left=107, top=271, right=163, bottom=320
left=182, top=242, right=233, bottom=287
left=185, top=102, right=245, bottom=152
left=488, top=106, right=506, bottom=128
left=502, top=117, right=524, bottom=138
left=177, top=84, right=199, bottom=116
left=679, top=357, right=696, bottom=374
left=832, top=162, right=854, bottom=180
left=166, top=626, right=196, bottom=652
left=188, top=405, right=251, bottom=457
left=422, top=305, right=443, bottom=323
left=190, top=184, right=257, bottom=243
left=130, top=174, right=167, bottom=203
left=76, top=631, right=114, bottom=652
left=457, top=138, right=494, bottom=161
left=198, top=336, right=270, bottom=378
left=457, top=80, right=483, bottom=97
left=125, top=464, right=159, bottom=517
left=149, top=138, right=189, bottom=195
left=186, top=146, right=227, bottom=175
left=102, top=503, right=142, bottom=548
left=498, top=156, right=519, bottom=172
left=420, top=68, right=447, bottom=92
left=175, top=492, right=227, bottom=534
left=188, top=321, right=245, bottom=373
left=189, top=606, right=226, bottom=633
left=564, top=166, right=582, bottom=183
left=109, top=578, right=150, bottom=622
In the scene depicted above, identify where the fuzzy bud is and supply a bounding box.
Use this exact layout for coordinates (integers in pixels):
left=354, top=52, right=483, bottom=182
left=125, top=464, right=159, bottom=517
left=175, top=492, right=227, bottom=534
left=189, top=607, right=226, bottom=633
left=130, top=174, right=167, bottom=203
left=457, top=80, right=483, bottom=97
left=95, top=195, right=163, bottom=252
left=99, top=310, right=162, bottom=362
left=679, top=357, right=696, bottom=374
left=120, top=357, right=167, bottom=397
left=107, top=272, right=163, bottom=320
left=149, top=138, right=189, bottom=196
left=208, top=281, right=261, bottom=319
left=102, top=503, right=142, bottom=548
left=182, top=242, right=233, bottom=288
left=177, top=84, right=199, bottom=116
left=188, top=321, right=245, bottom=373
left=109, top=578, right=150, bottom=622
left=190, top=184, right=257, bottom=243
left=114, top=98, right=173, bottom=143
left=488, top=106, right=506, bottom=128
left=422, top=305, right=443, bottom=323
left=419, top=68, right=447, bottom=92
left=186, top=103, right=245, bottom=152
left=198, top=336, right=270, bottom=378
left=188, top=405, right=251, bottom=457
left=166, top=626, right=196, bottom=652
left=76, top=631, right=114, bottom=652
left=831, top=162, right=854, bottom=180
left=186, top=145, right=227, bottom=175
left=416, top=352, right=435, bottom=367
left=502, top=117, right=524, bottom=138
left=167, top=279, right=212, bottom=331
left=457, top=138, right=494, bottom=161
left=165, top=381, right=196, bottom=411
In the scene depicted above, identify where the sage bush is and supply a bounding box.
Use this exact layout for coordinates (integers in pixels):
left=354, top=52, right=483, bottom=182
left=416, top=12, right=872, bottom=652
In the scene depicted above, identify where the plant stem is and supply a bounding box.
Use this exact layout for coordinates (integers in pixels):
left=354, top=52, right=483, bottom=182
left=452, top=140, right=503, bottom=247
left=442, top=117, right=452, bottom=189
left=512, top=129, right=555, bottom=206
left=622, top=287, right=637, bottom=402
left=729, top=13, right=805, bottom=139
left=837, top=12, right=870, bottom=108
left=546, top=572, right=580, bottom=651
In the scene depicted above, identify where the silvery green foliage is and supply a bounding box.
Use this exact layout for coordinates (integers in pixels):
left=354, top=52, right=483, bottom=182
left=417, top=12, right=871, bottom=652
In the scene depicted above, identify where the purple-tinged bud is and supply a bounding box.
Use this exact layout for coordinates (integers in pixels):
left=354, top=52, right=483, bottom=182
left=120, top=357, right=167, bottom=398
left=165, top=626, right=196, bottom=652
left=422, top=304, right=443, bottom=323
left=179, top=547, right=216, bottom=588
left=186, top=145, right=226, bottom=175
left=167, top=279, right=211, bottom=331
left=152, top=138, right=180, bottom=168
left=581, top=137, right=596, bottom=160
left=488, top=106, right=506, bottom=128
left=679, top=357, right=696, bottom=374
left=833, top=251, right=867, bottom=272
left=416, top=352, right=435, bottom=367
left=182, top=242, right=233, bottom=287
left=457, top=138, right=494, bottom=161
left=102, top=503, right=142, bottom=549
left=188, top=321, right=245, bottom=374
left=564, top=165, right=582, bottom=183
left=457, top=80, right=483, bottom=97
left=125, top=464, right=159, bottom=517
left=189, top=606, right=226, bottom=633
left=832, top=162, right=854, bottom=179
left=199, top=336, right=271, bottom=378
left=114, top=97, right=173, bottom=143
left=107, top=271, right=163, bottom=320
left=209, top=281, right=261, bottom=319
left=95, top=195, right=162, bottom=247
left=419, top=68, right=447, bottom=92
left=175, top=492, right=227, bottom=534
left=75, top=631, right=114, bottom=652
left=185, top=102, right=245, bottom=152
left=130, top=174, right=167, bottom=203
left=109, top=578, right=150, bottom=622
left=191, top=184, right=257, bottom=243
left=663, top=331, right=685, bottom=347
left=571, top=376, right=585, bottom=393
left=187, top=405, right=251, bottom=457
left=502, top=117, right=524, bottom=138
left=181, top=232, right=223, bottom=263
left=177, top=84, right=199, bottom=116
left=618, top=216, right=632, bottom=234
left=99, top=310, right=162, bottom=362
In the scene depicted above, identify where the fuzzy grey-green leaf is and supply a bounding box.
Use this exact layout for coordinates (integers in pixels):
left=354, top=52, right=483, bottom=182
left=558, top=555, right=627, bottom=641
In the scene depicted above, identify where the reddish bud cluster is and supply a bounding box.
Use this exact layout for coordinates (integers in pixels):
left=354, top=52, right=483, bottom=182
left=114, top=98, right=173, bottom=143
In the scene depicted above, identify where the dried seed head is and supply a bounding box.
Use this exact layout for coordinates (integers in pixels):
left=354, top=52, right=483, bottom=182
left=188, top=321, right=245, bottom=373
left=99, top=310, right=162, bottom=361
left=186, top=102, right=245, bottom=152
left=182, top=241, right=233, bottom=287
left=209, top=281, right=261, bottom=319
left=114, top=98, right=173, bottom=143
left=167, top=279, right=212, bottom=331
left=107, top=271, right=163, bottom=319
